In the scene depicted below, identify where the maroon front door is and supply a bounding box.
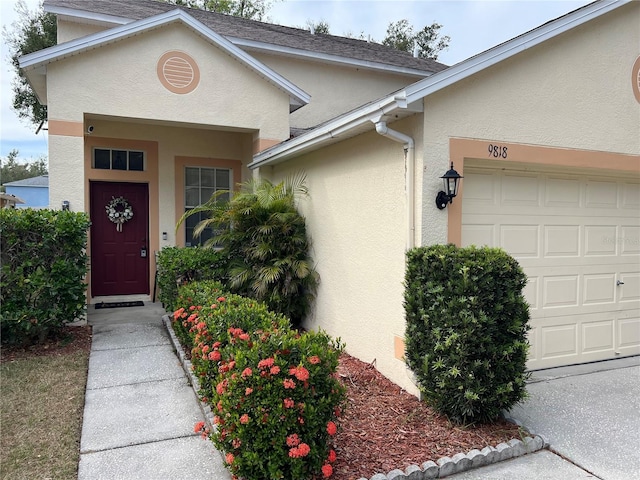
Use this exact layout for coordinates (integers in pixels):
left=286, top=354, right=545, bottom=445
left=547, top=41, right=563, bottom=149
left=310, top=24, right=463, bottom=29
left=90, top=182, right=149, bottom=296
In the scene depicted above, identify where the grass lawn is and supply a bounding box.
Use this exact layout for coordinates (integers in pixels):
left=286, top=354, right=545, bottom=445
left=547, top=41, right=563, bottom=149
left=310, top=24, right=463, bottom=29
left=1, top=327, right=91, bottom=480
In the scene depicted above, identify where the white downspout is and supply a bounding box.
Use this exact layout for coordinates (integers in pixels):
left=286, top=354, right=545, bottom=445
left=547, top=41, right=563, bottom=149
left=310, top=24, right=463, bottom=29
left=374, top=121, right=415, bottom=250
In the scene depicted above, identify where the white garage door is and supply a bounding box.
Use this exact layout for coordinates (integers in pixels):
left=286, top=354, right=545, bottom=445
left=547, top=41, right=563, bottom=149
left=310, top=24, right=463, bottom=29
left=462, top=164, right=640, bottom=370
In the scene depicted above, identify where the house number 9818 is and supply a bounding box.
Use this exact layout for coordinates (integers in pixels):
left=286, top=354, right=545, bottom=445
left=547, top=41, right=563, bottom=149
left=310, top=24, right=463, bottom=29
left=488, top=144, right=508, bottom=158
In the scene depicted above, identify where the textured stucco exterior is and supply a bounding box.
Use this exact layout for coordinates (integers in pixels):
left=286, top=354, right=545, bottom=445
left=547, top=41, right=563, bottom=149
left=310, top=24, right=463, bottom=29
left=46, top=23, right=291, bottom=142
left=56, top=19, right=108, bottom=43
left=266, top=115, right=424, bottom=394
left=420, top=2, right=640, bottom=247
left=254, top=53, right=423, bottom=129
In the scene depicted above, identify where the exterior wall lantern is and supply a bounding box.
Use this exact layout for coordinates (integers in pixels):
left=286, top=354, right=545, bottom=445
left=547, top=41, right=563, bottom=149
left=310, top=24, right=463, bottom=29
left=435, top=162, right=463, bottom=209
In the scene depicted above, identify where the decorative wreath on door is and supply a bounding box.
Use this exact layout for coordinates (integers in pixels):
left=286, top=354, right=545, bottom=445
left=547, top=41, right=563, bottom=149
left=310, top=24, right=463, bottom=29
left=105, top=196, right=134, bottom=232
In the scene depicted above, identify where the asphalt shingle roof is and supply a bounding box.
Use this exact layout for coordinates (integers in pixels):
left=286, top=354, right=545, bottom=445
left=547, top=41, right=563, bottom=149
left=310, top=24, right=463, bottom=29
left=44, top=0, right=448, bottom=74
left=2, top=175, right=49, bottom=187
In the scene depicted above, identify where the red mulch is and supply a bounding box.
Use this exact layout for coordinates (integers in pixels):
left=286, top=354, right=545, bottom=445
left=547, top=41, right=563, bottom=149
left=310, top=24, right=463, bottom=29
left=0, top=325, right=92, bottom=363
left=331, top=354, right=521, bottom=480
left=0, top=327, right=521, bottom=479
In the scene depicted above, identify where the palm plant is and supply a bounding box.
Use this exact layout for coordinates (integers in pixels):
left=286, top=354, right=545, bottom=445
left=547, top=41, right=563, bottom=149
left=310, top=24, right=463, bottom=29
left=177, top=173, right=318, bottom=327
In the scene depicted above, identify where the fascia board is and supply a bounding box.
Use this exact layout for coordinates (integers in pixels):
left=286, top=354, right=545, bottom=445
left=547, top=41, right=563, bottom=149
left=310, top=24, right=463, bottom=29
left=230, top=37, right=433, bottom=78
left=249, top=95, right=406, bottom=169
left=44, top=5, right=131, bottom=26
left=20, top=9, right=310, bottom=108
left=405, top=0, right=629, bottom=103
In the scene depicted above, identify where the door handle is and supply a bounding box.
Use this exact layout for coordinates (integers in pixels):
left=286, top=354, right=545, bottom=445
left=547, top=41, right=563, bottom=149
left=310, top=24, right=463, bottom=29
left=616, top=280, right=624, bottom=286
left=141, top=246, right=147, bottom=258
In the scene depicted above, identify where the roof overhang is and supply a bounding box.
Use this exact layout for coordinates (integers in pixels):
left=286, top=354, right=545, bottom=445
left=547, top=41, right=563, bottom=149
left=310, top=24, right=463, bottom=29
left=20, top=8, right=310, bottom=112
left=250, top=0, right=631, bottom=169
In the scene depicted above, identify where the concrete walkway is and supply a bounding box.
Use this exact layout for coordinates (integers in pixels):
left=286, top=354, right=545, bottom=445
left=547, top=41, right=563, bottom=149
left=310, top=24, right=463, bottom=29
left=449, top=356, right=640, bottom=480
left=78, top=302, right=231, bottom=480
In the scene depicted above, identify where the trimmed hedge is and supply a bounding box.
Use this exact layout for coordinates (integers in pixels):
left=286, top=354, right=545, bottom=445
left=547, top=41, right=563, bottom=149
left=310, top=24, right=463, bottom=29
left=404, top=244, right=530, bottom=424
left=156, top=246, right=227, bottom=311
left=0, top=208, right=91, bottom=345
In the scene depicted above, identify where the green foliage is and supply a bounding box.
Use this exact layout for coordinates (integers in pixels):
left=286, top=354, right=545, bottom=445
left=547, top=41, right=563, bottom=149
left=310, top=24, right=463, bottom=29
left=3, top=0, right=57, bottom=127
left=382, top=19, right=450, bottom=60
left=171, top=281, right=345, bottom=480
left=0, top=209, right=90, bottom=345
left=0, top=149, right=48, bottom=189
left=404, top=244, right=530, bottom=424
left=162, top=0, right=279, bottom=21
left=156, top=246, right=227, bottom=311
left=177, top=173, right=319, bottom=328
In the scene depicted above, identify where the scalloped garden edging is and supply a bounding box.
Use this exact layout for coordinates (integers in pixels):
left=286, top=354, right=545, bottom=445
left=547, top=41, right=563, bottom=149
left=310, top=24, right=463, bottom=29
left=162, top=315, right=548, bottom=480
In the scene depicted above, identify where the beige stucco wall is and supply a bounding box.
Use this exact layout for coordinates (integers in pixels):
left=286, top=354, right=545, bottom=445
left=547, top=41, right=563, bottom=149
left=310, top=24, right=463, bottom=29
left=56, top=19, right=111, bottom=44
left=255, top=52, right=422, bottom=129
left=420, top=2, right=640, bottom=247
left=46, top=22, right=291, bottom=142
left=265, top=115, right=423, bottom=395
left=49, top=135, right=85, bottom=211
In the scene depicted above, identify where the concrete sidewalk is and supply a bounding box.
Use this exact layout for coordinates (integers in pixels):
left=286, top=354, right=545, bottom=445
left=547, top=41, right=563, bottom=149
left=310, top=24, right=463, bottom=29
left=449, top=356, right=640, bottom=480
left=78, top=302, right=231, bottom=480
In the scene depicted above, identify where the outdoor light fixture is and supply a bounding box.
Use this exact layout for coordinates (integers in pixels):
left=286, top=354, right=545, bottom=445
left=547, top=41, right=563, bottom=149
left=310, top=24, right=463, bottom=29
left=435, top=162, right=463, bottom=209
left=62, top=200, right=70, bottom=211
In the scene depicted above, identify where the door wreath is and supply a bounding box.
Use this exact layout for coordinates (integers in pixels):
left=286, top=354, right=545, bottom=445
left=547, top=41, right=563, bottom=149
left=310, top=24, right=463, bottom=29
left=105, top=196, right=134, bottom=232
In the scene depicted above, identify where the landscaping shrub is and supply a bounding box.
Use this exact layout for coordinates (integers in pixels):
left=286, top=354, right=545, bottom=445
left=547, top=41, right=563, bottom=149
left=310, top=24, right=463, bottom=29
left=156, top=246, right=227, bottom=311
left=177, top=173, right=319, bottom=329
left=0, top=208, right=90, bottom=345
left=173, top=284, right=290, bottom=397
left=404, top=244, right=530, bottom=424
left=172, top=281, right=345, bottom=480
left=171, top=280, right=228, bottom=351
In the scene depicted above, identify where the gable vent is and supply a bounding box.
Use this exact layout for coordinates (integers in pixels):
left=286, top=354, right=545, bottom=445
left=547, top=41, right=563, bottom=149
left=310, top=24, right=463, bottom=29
left=157, top=51, right=200, bottom=94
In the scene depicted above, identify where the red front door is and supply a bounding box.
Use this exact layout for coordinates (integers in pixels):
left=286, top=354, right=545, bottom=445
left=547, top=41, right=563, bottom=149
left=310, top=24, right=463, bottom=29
left=90, top=182, right=149, bottom=296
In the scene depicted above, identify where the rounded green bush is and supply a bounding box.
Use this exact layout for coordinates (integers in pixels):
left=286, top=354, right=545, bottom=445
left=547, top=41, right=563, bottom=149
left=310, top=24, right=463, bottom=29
left=404, top=244, right=530, bottom=424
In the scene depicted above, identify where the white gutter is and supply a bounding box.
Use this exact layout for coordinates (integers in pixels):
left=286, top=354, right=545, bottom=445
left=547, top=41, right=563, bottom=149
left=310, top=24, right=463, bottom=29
left=374, top=120, right=415, bottom=250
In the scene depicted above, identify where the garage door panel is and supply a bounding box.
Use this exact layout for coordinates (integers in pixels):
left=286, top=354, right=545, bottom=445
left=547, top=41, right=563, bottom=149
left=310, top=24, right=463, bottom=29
left=544, top=176, right=581, bottom=208
left=622, top=183, right=640, bottom=209
left=585, top=225, right=617, bottom=256
left=543, top=275, right=579, bottom=308
left=583, top=274, right=616, bottom=305
left=620, top=226, right=640, bottom=255
left=618, top=317, right=640, bottom=352
left=619, top=273, right=640, bottom=302
left=500, top=225, right=539, bottom=257
left=544, top=225, right=580, bottom=257
left=585, top=180, right=619, bottom=208
left=463, top=166, right=639, bottom=370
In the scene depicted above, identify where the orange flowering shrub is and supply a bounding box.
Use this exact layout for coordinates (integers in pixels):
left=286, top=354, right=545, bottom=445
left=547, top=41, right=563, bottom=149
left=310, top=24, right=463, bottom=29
left=209, top=327, right=345, bottom=479
left=174, top=281, right=345, bottom=479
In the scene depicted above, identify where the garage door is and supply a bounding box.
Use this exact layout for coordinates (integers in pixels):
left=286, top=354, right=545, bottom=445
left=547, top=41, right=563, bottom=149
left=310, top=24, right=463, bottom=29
left=462, top=164, right=640, bottom=370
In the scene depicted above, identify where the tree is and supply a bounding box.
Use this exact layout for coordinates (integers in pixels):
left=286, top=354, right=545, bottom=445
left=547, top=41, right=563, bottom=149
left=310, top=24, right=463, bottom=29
left=3, top=0, right=57, bottom=128
left=163, top=0, right=278, bottom=21
left=177, top=173, right=319, bottom=327
left=301, top=19, right=330, bottom=35
left=382, top=19, right=450, bottom=60
left=0, top=150, right=48, bottom=189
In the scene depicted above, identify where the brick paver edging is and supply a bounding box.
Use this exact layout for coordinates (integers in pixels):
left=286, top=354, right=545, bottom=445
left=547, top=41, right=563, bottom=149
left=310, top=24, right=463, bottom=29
left=162, top=315, right=548, bottom=480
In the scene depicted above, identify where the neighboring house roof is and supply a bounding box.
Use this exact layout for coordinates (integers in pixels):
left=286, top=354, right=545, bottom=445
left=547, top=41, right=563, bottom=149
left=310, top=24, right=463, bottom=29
left=250, top=0, right=630, bottom=168
left=20, top=9, right=311, bottom=112
left=2, top=175, right=49, bottom=187
left=43, top=0, right=448, bottom=77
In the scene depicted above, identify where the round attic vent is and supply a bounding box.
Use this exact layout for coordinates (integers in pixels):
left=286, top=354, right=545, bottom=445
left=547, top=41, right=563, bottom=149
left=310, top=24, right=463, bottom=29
left=633, top=56, right=640, bottom=104
left=157, top=51, right=200, bottom=94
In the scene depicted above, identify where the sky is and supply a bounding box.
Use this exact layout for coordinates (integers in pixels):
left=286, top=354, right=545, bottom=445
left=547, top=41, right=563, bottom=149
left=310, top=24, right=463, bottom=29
left=0, top=0, right=592, bottom=162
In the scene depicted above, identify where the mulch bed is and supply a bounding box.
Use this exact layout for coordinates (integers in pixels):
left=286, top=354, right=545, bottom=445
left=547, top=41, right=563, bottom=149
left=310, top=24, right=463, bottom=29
left=332, top=353, right=522, bottom=480
left=0, top=325, right=92, bottom=363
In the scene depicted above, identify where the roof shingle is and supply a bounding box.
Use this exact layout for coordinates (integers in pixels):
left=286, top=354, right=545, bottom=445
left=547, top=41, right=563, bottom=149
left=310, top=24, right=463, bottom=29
left=44, top=0, right=448, bottom=74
